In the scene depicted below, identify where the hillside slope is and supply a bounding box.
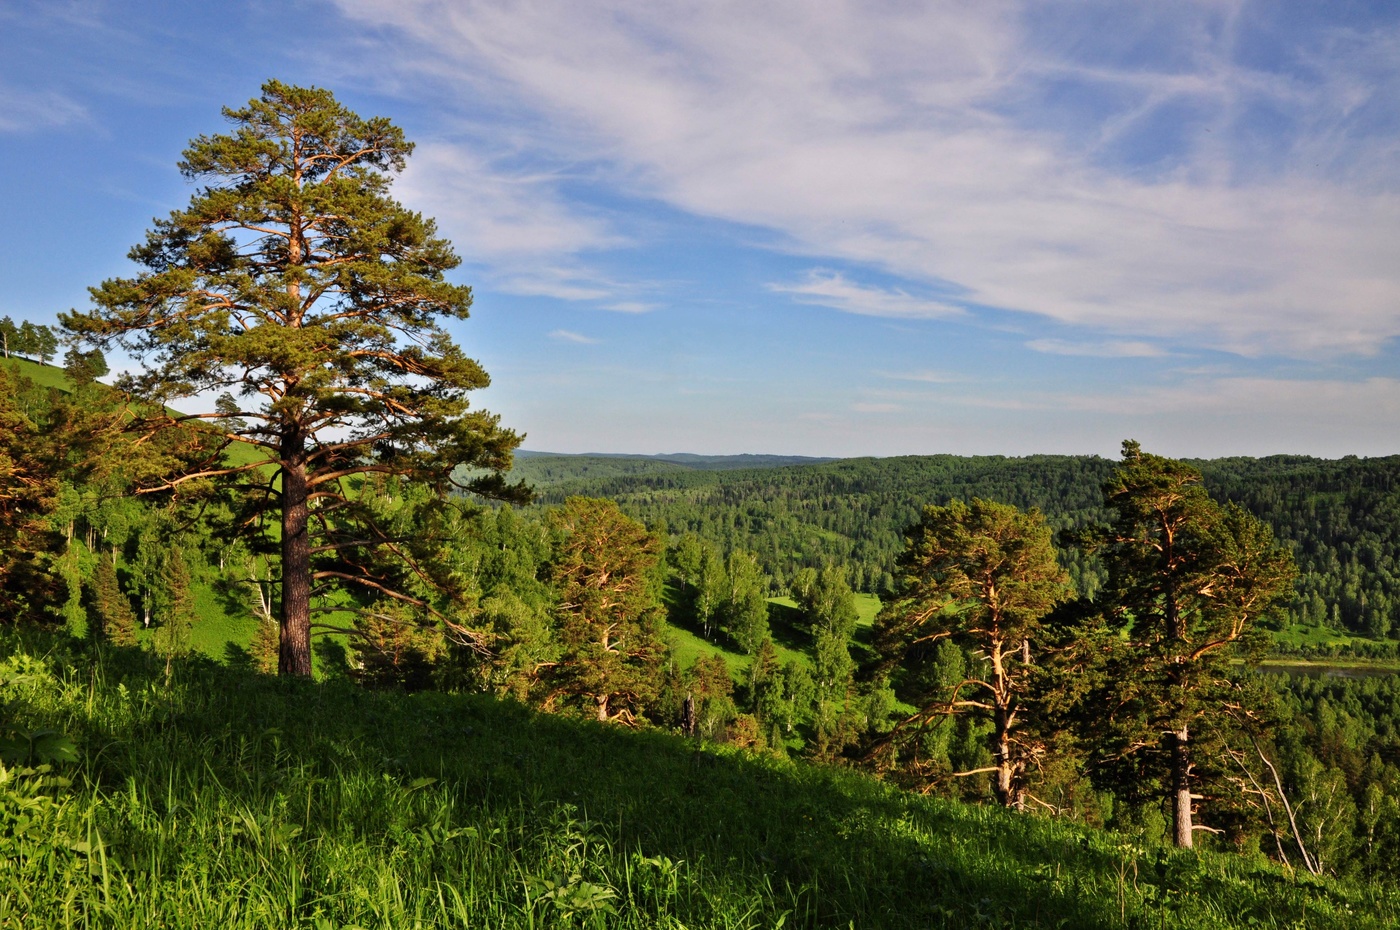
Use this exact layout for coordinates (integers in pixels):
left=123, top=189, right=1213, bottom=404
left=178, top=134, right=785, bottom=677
left=3, top=629, right=1394, bottom=929
left=1, top=355, right=70, bottom=391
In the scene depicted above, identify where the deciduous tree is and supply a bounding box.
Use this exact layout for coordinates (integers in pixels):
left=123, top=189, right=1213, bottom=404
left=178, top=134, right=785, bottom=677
left=721, top=549, right=770, bottom=654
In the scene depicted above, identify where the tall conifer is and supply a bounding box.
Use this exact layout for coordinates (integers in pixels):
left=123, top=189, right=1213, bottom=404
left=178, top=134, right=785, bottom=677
left=63, top=81, right=526, bottom=675
left=1088, top=441, right=1295, bottom=847
left=874, top=498, right=1070, bottom=808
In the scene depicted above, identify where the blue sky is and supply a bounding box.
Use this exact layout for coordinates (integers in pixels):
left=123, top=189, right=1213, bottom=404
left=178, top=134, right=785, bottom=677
left=3, top=1, right=1400, bottom=458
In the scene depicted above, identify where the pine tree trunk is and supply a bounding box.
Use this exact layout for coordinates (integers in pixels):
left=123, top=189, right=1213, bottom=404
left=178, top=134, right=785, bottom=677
left=994, top=712, right=1016, bottom=808
left=278, top=448, right=313, bottom=677
left=1172, top=723, right=1194, bottom=848
left=990, top=643, right=1023, bottom=810
left=596, top=693, right=609, bottom=722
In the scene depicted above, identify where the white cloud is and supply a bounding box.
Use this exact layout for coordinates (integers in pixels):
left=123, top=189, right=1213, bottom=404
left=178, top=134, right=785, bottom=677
left=493, top=269, right=613, bottom=301
left=1026, top=338, right=1167, bottom=358
left=769, top=272, right=964, bottom=320
left=603, top=301, right=659, bottom=314
left=393, top=142, right=625, bottom=299
left=334, top=0, right=1400, bottom=358
left=548, top=329, right=600, bottom=344
left=932, top=375, right=1400, bottom=422
left=851, top=402, right=902, bottom=414
left=1064, top=376, right=1400, bottom=420
left=396, top=143, right=623, bottom=259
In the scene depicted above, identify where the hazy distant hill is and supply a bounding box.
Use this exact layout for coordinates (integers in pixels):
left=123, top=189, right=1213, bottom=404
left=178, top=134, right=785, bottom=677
left=516, top=450, right=835, bottom=471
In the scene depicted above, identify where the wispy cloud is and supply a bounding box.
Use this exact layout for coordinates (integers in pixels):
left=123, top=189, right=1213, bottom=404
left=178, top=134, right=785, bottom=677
left=393, top=142, right=626, bottom=299
left=851, top=402, right=902, bottom=414
left=769, top=272, right=964, bottom=320
left=1026, top=339, right=1167, bottom=358
left=602, top=301, right=659, bottom=314
left=1059, top=377, right=1400, bottom=420
left=935, top=376, right=1400, bottom=421
left=876, top=369, right=963, bottom=384
left=335, top=1, right=1400, bottom=358
left=0, top=82, right=86, bottom=132
left=494, top=268, right=613, bottom=301
left=548, top=329, right=600, bottom=344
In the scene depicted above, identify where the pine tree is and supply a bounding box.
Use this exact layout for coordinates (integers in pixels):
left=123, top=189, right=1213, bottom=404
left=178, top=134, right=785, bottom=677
left=89, top=555, right=138, bottom=646
left=746, top=636, right=784, bottom=723
left=350, top=601, right=447, bottom=690
left=153, top=547, right=197, bottom=671
left=63, top=81, right=527, bottom=676
left=1087, top=441, right=1296, bottom=847
left=543, top=498, right=668, bottom=723
left=873, top=498, right=1070, bottom=808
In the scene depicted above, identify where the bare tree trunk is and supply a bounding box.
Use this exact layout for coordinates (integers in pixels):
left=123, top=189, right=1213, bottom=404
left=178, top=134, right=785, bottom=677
left=1251, top=737, right=1322, bottom=875
left=596, top=692, right=609, bottom=722
left=1172, top=723, right=1194, bottom=848
left=278, top=447, right=313, bottom=677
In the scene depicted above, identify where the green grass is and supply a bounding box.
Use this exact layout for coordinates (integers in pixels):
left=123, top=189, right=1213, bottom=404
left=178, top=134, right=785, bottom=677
left=2, top=628, right=1396, bottom=929
left=3, top=356, right=70, bottom=391
left=659, top=593, right=884, bottom=684
left=1270, top=623, right=1366, bottom=650
left=662, top=615, right=809, bottom=678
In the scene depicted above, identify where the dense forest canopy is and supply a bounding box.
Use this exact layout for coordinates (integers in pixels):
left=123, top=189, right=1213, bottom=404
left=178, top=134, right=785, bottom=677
left=512, top=451, right=1400, bottom=640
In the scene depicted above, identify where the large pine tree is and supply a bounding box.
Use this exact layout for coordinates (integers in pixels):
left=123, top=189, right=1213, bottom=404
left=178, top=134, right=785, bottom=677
left=874, top=498, right=1070, bottom=808
left=1089, top=441, right=1295, bottom=847
left=63, top=81, right=526, bottom=676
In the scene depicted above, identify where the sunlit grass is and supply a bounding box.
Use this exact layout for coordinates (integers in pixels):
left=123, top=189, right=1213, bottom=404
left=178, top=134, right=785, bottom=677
left=3, top=629, right=1396, bottom=929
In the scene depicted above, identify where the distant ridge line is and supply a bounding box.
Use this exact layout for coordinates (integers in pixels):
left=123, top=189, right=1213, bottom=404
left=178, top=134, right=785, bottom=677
left=513, top=450, right=840, bottom=471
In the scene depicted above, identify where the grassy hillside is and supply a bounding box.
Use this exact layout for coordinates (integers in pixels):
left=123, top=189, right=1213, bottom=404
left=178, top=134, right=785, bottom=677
left=4, top=355, right=268, bottom=469
left=3, top=628, right=1395, bottom=929
left=2, top=355, right=70, bottom=391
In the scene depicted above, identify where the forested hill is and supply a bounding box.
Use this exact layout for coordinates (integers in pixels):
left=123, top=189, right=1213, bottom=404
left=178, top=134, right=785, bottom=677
left=511, top=451, right=1400, bottom=638
left=1196, top=456, right=1400, bottom=638
left=512, top=450, right=836, bottom=479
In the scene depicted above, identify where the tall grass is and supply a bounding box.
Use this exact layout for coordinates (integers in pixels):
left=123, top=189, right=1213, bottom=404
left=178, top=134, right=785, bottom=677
left=2, top=628, right=1396, bottom=929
